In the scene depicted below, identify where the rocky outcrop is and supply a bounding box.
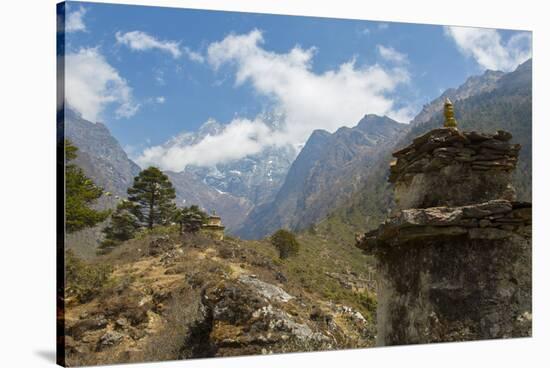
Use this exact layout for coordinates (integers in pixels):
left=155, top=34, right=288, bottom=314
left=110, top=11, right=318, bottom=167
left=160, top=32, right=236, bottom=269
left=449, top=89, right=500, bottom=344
left=357, top=119, right=532, bottom=346
left=64, top=232, right=375, bottom=366
left=201, top=276, right=332, bottom=357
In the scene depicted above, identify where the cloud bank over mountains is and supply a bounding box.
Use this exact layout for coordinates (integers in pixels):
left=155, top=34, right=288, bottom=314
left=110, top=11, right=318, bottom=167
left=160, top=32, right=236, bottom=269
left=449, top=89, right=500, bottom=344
left=137, top=29, right=411, bottom=171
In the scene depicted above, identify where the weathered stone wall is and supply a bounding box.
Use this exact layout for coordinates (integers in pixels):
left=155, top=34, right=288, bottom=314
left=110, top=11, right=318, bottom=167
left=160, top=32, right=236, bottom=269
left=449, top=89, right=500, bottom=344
left=390, top=128, right=519, bottom=209
left=357, top=126, right=532, bottom=346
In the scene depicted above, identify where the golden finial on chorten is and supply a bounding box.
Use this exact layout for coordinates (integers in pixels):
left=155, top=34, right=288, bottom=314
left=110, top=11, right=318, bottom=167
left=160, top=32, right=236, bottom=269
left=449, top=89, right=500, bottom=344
left=443, top=98, right=458, bottom=129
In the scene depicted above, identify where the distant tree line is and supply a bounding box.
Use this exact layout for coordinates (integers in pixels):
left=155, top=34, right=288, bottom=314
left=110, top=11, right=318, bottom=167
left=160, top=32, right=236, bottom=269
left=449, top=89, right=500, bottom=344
left=64, top=140, right=209, bottom=254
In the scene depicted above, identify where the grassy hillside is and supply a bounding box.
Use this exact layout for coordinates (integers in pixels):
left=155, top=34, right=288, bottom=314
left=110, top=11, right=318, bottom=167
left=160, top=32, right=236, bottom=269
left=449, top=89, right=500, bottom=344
left=63, top=226, right=376, bottom=366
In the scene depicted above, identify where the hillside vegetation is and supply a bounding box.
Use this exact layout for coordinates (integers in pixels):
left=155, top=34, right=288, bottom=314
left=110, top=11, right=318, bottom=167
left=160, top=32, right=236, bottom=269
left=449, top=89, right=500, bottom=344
left=64, top=227, right=376, bottom=366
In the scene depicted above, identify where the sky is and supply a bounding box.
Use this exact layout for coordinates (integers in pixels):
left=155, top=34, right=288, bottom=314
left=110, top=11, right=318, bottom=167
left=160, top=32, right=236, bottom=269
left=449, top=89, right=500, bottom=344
left=60, top=1, right=532, bottom=172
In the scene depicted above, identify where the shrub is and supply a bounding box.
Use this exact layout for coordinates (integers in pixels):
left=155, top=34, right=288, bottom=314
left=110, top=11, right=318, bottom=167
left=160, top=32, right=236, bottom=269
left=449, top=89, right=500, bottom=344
left=134, top=225, right=178, bottom=240
left=173, top=205, right=207, bottom=234
left=65, top=250, right=114, bottom=303
left=357, top=291, right=377, bottom=317
left=270, top=229, right=300, bottom=259
left=96, top=239, right=119, bottom=255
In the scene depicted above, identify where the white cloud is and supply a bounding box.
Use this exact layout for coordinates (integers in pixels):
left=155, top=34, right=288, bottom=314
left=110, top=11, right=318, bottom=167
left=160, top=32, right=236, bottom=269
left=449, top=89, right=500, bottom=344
left=387, top=105, right=418, bottom=123
left=377, top=45, right=408, bottom=64
left=66, top=6, right=87, bottom=33
left=155, top=96, right=166, bottom=104
left=115, top=31, right=205, bottom=62
left=65, top=48, right=139, bottom=122
left=208, top=29, right=409, bottom=142
left=137, top=29, right=411, bottom=171
left=116, top=31, right=182, bottom=58
left=444, top=26, right=532, bottom=72
left=137, top=118, right=283, bottom=170
left=183, top=47, right=205, bottom=63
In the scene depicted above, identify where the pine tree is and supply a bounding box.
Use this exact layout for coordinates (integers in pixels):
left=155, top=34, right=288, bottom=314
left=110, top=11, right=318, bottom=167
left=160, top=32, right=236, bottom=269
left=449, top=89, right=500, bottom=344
left=173, top=205, right=208, bottom=234
left=65, top=139, right=109, bottom=233
left=127, top=167, right=176, bottom=229
left=99, top=200, right=141, bottom=252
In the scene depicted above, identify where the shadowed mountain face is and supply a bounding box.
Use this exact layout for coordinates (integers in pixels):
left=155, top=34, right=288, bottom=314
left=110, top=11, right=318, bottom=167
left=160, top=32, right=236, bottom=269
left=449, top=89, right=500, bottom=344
left=236, top=115, right=407, bottom=239
left=64, top=109, right=143, bottom=258
left=65, top=108, right=141, bottom=200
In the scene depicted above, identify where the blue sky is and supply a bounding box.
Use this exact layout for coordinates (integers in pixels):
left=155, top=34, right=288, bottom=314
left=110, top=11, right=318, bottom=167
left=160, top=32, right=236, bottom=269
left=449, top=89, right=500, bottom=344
left=61, top=1, right=532, bottom=171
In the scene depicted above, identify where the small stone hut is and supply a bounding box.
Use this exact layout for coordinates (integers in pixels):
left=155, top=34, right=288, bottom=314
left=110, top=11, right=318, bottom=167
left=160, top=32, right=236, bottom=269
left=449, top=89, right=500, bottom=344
left=356, top=100, right=532, bottom=346
left=202, top=211, right=225, bottom=240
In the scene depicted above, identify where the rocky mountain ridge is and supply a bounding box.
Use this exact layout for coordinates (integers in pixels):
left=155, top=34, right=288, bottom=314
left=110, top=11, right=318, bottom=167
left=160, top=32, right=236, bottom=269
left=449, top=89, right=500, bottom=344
left=320, top=58, right=532, bottom=245
left=411, top=69, right=505, bottom=126
left=236, top=115, right=407, bottom=239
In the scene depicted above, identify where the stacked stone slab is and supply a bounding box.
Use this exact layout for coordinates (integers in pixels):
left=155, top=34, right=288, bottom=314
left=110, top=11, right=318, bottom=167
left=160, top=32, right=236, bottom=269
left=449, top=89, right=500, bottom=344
left=390, top=128, right=520, bottom=210
left=356, top=125, right=531, bottom=346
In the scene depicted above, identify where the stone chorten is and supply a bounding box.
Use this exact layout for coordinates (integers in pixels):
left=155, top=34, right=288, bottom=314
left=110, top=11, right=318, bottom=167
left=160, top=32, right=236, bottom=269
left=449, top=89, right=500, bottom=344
left=356, top=100, right=532, bottom=346
left=202, top=210, right=225, bottom=240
